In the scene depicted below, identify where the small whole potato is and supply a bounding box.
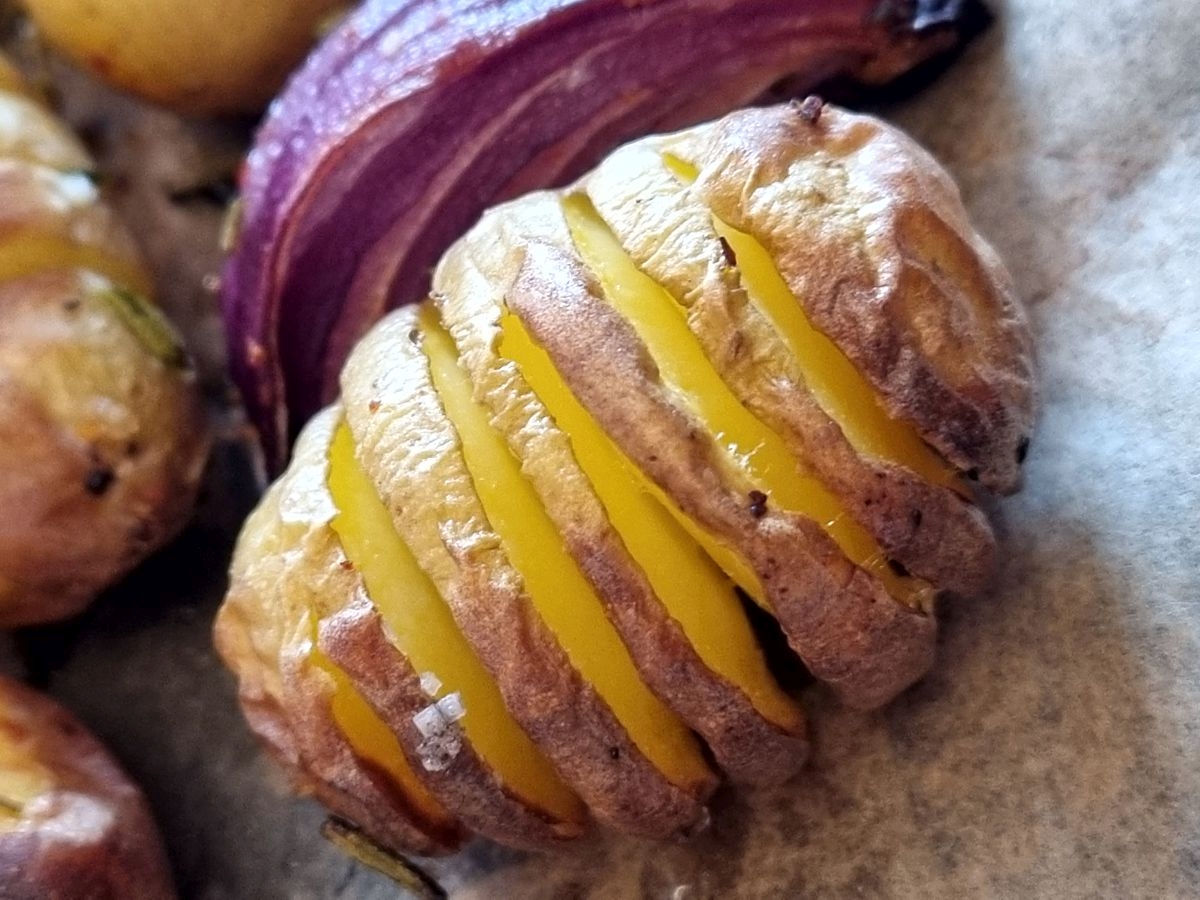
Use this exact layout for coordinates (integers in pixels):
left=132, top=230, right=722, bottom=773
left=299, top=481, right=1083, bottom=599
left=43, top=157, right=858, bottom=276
left=0, top=676, right=176, bottom=900
left=21, top=0, right=352, bottom=114
left=0, top=54, right=209, bottom=626
left=0, top=271, right=209, bottom=627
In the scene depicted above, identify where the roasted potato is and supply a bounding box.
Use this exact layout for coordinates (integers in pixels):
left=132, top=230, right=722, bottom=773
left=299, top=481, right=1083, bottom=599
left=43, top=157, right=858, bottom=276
left=0, top=56, right=209, bottom=626
left=21, top=0, right=351, bottom=114
left=0, top=676, right=176, bottom=899
left=216, top=102, right=1035, bottom=855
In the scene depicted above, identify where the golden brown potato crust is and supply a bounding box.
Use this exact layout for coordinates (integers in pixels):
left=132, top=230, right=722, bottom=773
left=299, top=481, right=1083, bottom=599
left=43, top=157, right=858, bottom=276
left=0, top=677, right=176, bottom=900
left=341, top=311, right=715, bottom=837
left=500, top=233, right=936, bottom=710
left=217, top=101, right=1035, bottom=852
left=318, top=600, right=588, bottom=849
left=581, top=138, right=997, bottom=598
left=220, top=407, right=590, bottom=853
left=664, top=104, right=1036, bottom=494
left=436, top=209, right=810, bottom=784
left=0, top=60, right=210, bottom=626
left=0, top=271, right=208, bottom=627
left=216, top=409, right=464, bottom=857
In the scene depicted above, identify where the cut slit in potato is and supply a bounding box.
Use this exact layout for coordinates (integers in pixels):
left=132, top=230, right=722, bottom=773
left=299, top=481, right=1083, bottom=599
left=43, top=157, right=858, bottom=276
left=497, top=311, right=800, bottom=732
left=661, top=153, right=963, bottom=495
left=420, top=307, right=712, bottom=793
left=561, top=192, right=934, bottom=611
left=306, top=638, right=450, bottom=827
left=325, top=422, right=582, bottom=822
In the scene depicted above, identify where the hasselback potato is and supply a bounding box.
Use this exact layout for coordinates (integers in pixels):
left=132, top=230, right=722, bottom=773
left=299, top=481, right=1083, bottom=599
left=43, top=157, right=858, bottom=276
left=216, top=102, right=1035, bottom=857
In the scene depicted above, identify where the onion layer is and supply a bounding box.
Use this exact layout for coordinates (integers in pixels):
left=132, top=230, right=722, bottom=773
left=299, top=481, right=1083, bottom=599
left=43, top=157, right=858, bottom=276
left=221, top=0, right=988, bottom=470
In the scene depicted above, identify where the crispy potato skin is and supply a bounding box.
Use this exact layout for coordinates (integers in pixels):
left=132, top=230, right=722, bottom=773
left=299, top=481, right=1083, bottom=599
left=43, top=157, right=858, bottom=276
left=341, top=312, right=714, bottom=837
left=665, top=105, right=1036, bottom=494
left=581, top=139, right=997, bottom=598
left=0, top=271, right=208, bottom=627
left=436, top=210, right=811, bottom=784
left=499, top=232, right=936, bottom=710
left=0, top=677, right=175, bottom=900
left=0, top=59, right=209, bottom=626
left=318, top=600, right=588, bottom=849
left=216, top=408, right=464, bottom=857
left=219, top=407, right=589, bottom=853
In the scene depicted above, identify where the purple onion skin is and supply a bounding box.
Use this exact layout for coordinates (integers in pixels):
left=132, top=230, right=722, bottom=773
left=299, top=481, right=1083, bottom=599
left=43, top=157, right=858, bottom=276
left=222, top=0, right=987, bottom=472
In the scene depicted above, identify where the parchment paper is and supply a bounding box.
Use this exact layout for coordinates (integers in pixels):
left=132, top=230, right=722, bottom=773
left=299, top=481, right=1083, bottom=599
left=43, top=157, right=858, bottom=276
left=3, top=0, right=1197, bottom=896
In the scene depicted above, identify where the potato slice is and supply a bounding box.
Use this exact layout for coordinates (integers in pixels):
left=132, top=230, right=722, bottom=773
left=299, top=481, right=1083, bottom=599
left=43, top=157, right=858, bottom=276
left=323, top=418, right=588, bottom=846
left=436, top=211, right=809, bottom=783
left=217, top=411, right=463, bottom=857
left=662, top=104, right=1036, bottom=493
left=562, top=191, right=933, bottom=608
left=580, top=142, right=996, bottom=597
left=222, top=407, right=588, bottom=853
left=0, top=676, right=176, bottom=899
left=341, top=307, right=713, bottom=837
left=453, top=191, right=934, bottom=709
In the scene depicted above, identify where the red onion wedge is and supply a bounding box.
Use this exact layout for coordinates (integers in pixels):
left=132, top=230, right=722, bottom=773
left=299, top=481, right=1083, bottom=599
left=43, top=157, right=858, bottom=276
left=221, top=0, right=989, bottom=472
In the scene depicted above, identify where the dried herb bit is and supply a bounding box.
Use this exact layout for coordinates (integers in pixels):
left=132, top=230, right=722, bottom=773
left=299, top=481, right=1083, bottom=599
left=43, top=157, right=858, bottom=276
left=609, top=746, right=621, bottom=760
left=965, top=467, right=980, bottom=482
left=886, top=558, right=910, bottom=578
left=1016, top=436, right=1031, bottom=464
left=408, top=327, right=422, bottom=345
left=748, top=490, right=769, bottom=518
left=718, top=236, right=737, bottom=267
left=99, top=288, right=191, bottom=370
left=321, top=818, right=446, bottom=900
left=84, top=467, right=114, bottom=497
left=791, top=95, right=824, bottom=124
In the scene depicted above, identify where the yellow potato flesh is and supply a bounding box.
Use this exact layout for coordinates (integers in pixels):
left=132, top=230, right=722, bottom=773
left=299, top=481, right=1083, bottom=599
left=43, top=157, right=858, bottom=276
left=326, top=424, right=582, bottom=822
left=0, top=743, right=51, bottom=830
left=0, top=232, right=152, bottom=298
left=307, top=640, right=449, bottom=826
left=563, top=194, right=933, bottom=610
left=422, top=309, right=711, bottom=790
left=663, top=155, right=963, bottom=494
left=498, top=313, right=801, bottom=730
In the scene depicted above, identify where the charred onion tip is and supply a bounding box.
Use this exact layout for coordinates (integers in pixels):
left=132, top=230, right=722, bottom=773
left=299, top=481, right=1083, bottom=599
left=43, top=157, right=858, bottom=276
left=791, top=95, right=824, bottom=124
